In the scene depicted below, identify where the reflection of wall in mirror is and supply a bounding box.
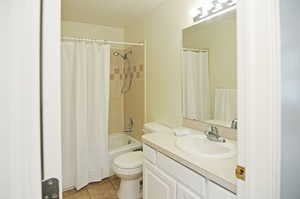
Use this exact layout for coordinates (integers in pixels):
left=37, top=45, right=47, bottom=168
left=183, top=13, right=236, bottom=124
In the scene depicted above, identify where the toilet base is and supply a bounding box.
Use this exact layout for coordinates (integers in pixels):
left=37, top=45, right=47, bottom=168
left=117, top=177, right=142, bottom=199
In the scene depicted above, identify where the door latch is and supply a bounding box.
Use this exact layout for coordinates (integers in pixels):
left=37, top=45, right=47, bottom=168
left=42, top=178, right=60, bottom=199
left=235, top=165, right=246, bottom=181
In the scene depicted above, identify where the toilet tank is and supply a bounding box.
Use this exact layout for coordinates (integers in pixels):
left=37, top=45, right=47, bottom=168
left=143, top=122, right=172, bottom=134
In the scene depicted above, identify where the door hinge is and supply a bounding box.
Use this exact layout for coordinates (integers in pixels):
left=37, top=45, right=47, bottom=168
left=235, top=165, right=246, bottom=181
left=42, top=178, right=60, bottom=199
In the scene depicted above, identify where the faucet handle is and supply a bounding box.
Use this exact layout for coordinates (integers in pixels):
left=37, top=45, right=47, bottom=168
left=211, top=125, right=217, bottom=131
left=231, top=119, right=238, bottom=129
left=208, top=125, right=218, bottom=135
left=206, top=125, right=225, bottom=142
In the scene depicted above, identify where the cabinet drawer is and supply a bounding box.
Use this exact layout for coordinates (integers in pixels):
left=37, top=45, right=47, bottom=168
left=143, top=144, right=157, bottom=164
left=207, top=181, right=236, bottom=199
left=156, top=152, right=206, bottom=197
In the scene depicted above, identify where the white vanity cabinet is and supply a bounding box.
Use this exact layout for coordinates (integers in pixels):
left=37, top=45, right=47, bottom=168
left=177, top=184, right=203, bottom=199
left=143, top=160, right=176, bottom=199
left=207, top=181, right=236, bottom=199
left=143, top=144, right=236, bottom=199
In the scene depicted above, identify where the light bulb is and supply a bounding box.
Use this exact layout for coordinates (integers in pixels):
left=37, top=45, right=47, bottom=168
left=217, top=0, right=229, bottom=3
left=189, top=8, right=200, bottom=17
left=228, top=0, right=237, bottom=5
left=212, top=4, right=222, bottom=12
left=202, top=10, right=209, bottom=18
left=202, top=1, right=214, bottom=11
left=209, top=0, right=222, bottom=13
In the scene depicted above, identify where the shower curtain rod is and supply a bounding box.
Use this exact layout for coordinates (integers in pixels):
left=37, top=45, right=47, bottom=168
left=182, top=48, right=208, bottom=52
left=62, top=36, right=144, bottom=46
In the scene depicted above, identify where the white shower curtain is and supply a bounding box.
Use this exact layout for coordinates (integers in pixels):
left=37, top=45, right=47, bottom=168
left=214, top=88, right=237, bottom=123
left=62, top=41, right=110, bottom=190
left=182, top=51, right=211, bottom=120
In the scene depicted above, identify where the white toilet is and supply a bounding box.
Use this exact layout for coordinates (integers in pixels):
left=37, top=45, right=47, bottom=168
left=113, top=122, right=172, bottom=199
left=113, top=151, right=143, bottom=199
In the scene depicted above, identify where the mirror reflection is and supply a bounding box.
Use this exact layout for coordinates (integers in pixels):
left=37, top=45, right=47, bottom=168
left=182, top=11, right=237, bottom=128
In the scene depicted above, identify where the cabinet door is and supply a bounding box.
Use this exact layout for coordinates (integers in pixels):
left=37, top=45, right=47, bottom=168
left=207, top=181, right=236, bottom=199
left=143, top=160, right=176, bottom=199
left=177, top=183, right=204, bottom=199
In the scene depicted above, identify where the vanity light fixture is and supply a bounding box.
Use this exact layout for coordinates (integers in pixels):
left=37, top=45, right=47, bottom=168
left=192, top=0, right=237, bottom=23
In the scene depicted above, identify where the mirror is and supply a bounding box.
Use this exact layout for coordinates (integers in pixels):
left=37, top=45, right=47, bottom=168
left=182, top=10, right=237, bottom=128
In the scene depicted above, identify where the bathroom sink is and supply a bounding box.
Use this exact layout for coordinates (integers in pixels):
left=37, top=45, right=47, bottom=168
left=175, top=134, right=236, bottom=159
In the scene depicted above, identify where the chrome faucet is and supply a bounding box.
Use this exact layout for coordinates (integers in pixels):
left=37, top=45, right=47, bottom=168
left=231, top=119, right=238, bottom=129
left=122, top=118, right=134, bottom=133
left=205, top=126, right=226, bottom=143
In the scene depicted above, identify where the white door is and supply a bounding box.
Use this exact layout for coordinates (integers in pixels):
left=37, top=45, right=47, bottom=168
left=143, top=160, right=176, bottom=199
left=237, top=0, right=281, bottom=198
left=177, top=184, right=204, bottom=199
left=2, top=0, right=61, bottom=198
left=1, top=0, right=42, bottom=198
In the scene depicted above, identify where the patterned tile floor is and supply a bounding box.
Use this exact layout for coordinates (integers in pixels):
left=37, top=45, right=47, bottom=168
left=63, top=176, right=121, bottom=199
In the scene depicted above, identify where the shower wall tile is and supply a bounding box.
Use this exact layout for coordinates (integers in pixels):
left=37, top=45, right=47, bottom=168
left=109, top=47, right=144, bottom=139
left=110, top=74, right=115, bottom=80
left=110, top=64, right=144, bottom=80
left=109, top=49, right=124, bottom=134
left=109, top=97, right=124, bottom=134
left=123, top=46, right=145, bottom=141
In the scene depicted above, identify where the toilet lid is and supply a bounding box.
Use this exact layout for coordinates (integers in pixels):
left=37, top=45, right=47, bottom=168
left=113, top=151, right=143, bottom=169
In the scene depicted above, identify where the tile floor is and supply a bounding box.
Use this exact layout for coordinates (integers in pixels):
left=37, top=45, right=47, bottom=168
left=63, top=176, right=121, bottom=199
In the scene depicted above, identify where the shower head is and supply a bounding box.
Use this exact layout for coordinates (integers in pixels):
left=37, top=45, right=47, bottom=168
left=113, top=52, right=120, bottom=56
left=113, top=50, right=132, bottom=60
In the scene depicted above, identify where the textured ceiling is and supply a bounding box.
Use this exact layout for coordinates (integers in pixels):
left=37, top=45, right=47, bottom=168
left=62, top=0, right=167, bottom=27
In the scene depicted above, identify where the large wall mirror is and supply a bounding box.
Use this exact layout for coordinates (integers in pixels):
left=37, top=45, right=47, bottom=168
left=182, top=10, right=237, bottom=128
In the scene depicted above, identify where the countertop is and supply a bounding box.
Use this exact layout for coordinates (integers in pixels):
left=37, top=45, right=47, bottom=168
left=142, top=131, right=237, bottom=193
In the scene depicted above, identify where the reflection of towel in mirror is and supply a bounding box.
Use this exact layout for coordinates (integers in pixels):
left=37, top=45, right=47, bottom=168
left=214, top=88, right=237, bottom=123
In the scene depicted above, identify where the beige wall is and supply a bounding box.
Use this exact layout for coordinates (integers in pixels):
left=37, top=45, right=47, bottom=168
left=125, top=0, right=202, bottom=126
left=124, top=47, right=145, bottom=141
left=62, top=21, right=125, bottom=41
left=109, top=47, right=145, bottom=140
left=183, top=13, right=237, bottom=114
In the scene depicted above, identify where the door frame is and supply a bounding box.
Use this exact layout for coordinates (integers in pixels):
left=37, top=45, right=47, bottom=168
left=4, top=0, right=281, bottom=198
left=237, top=0, right=281, bottom=198
left=41, top=0, right=282, bottom=198
left=41, top=0, right=62, bottom=197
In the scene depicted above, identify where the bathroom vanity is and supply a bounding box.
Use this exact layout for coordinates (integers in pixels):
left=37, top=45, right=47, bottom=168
left=142, top=132, right=237, bottom=199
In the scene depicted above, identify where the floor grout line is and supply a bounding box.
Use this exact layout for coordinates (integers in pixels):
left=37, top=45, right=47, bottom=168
left=86, top=186, right=92, bottom=199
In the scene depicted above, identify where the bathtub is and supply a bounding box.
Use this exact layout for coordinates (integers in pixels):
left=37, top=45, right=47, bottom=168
left=108, top=133, right=142, bottom=176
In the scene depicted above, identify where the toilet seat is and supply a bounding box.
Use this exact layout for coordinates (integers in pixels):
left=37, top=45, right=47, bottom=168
left=113, top=151, right=143, bottom=169
left=113, top=151, right=143, bottom=180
